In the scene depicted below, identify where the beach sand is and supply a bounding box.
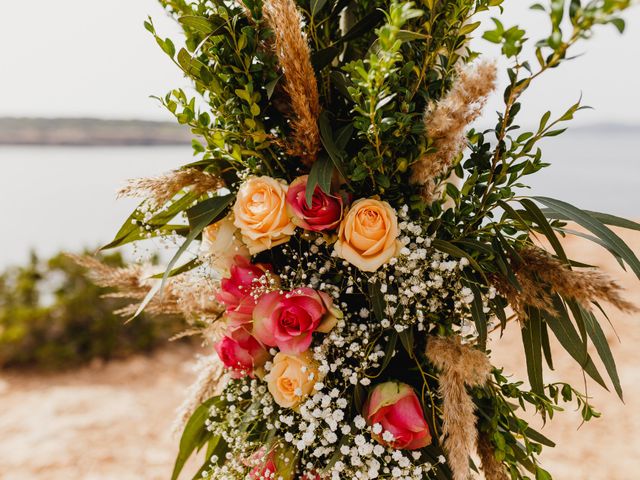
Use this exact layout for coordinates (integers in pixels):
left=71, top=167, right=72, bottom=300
left=1, top=230, right=639, bottom=479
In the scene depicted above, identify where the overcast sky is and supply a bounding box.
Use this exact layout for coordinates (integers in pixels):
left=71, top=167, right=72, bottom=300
left=0, top=0, right=638, bottom=126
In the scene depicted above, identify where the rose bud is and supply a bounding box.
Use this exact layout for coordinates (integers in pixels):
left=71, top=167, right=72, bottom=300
left=216, top=256, right=274, bottom=327
left=285, top=175, right=345, bottom=232
left=363, top=382, right=433, bottom=450
left=214, top=328, right=269, bottom=378
left=252, top=287, right=341, bottom=354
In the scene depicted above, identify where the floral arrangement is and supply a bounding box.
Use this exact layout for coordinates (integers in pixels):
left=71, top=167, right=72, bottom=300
left=86, top=0, right=640, bottom=478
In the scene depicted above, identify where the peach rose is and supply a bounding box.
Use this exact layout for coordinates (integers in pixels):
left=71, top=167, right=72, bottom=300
left=266, top=351, right=319, bottom=409
left=200, top=216, right=249, bottom=273
left=233, top=176, right=296, bottom=255
left=333, top=198, right=401, bottom=272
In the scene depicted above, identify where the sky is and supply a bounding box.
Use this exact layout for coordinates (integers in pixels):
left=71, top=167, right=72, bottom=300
left=0, top=0, right=639, bottom=126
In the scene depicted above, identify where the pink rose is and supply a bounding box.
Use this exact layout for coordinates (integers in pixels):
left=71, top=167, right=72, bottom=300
left=253, top=288, right=341, bottom=354
left=216, top=256, right=273, bottom=327
left=363, top=382, right=432, bottom=450
left=286, top=175, right=344, bottom=232
left=214, top=328, right=269, bottom=378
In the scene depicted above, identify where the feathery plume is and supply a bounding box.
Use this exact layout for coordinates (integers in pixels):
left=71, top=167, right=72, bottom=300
left=493, top=246, right=637, bottom=320
left=117, top=168, right=224, bottom=208
left=477, top=433, right=510, bottom=480
left=411, top=60, right=497, bottom=201
left=67, top=254, right=148, bottom=297
left=263, top=0, right=321, bottom=165
left=173, top=355, right=228, bottom=434
left=426, top=335, right=492, bottom=480
left=69, top=254, right=224, bottom=322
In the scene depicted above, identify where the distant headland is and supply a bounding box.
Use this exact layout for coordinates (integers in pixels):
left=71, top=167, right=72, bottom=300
left=1, top=117, right=638, bottom=147
left=0, top=117, right=191, bottom=146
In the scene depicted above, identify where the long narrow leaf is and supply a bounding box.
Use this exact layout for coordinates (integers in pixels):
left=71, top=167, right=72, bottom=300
left=162, top=194, right=233, bottom=291
left=540, top=321, right=554, bottom=370
left=543, top=296, right=607, bottom=389
left=306, top=153, right=334, bottom=207
left=521, top=307, right=545, bottom=395
left=318, top=112, right=350, bottom=183
left=102, top=192, right=198, bottom=250
left=542, top=208, right=640, bottom=232
left=172, top=397, right=221, bottom=480
left=466, top=281, right=488, bottom=350
left=520, top=198, right=568, bottom=263
left=570, top=301, right=623, bottom=400
left=432, top=239, right=486, bottom=280
left=557, top=227, right=626, bottom=270
left=534, top=196, right=640, bottom=279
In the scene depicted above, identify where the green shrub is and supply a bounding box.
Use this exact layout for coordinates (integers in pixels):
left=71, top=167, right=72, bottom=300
left=0, top=251, right=184, bottom=369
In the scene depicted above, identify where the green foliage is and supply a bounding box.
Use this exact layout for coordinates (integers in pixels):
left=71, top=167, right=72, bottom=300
left=0, top=251, right=183, bottom=369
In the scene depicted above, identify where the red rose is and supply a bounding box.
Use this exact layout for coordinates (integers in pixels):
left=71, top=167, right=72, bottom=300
left=248, top=454, right=276, bottom=480
left=247, top=447, right=296, bottom=480
left=363, top=382, right=432, bottom=450
left=285, top=175, right=344, bottom=232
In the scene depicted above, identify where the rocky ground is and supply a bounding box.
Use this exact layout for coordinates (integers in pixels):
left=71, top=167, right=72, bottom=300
left=1, top=230, right=639, bottom=479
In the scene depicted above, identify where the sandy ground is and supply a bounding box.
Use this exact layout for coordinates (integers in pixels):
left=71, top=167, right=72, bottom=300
left=1, top=230, right=639, bottom=479
left=0, top=345, right=203, bottom=480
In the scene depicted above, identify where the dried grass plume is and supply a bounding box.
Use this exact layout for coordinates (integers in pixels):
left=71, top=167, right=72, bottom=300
left=426, top=335, right=492, bottom=480
left=477, top=433, right=510, bottom=480
left=492, top=246, right=637, bottom=320
left=173, top=355, right=227, bottom=434
left=411, top=60, right=497, bottom=201
left=69, top=254, right=224, bottom=324
left=263, top=0, right=321, bottom=165
left=117, top=168, right=224, bottom=209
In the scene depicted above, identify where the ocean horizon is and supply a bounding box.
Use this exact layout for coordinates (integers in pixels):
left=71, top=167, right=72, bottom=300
left=1, top=129, right=638, bottom=269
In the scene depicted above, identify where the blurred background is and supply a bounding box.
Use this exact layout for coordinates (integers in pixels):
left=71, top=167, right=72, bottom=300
left=0, top=0, right=638, bottom=479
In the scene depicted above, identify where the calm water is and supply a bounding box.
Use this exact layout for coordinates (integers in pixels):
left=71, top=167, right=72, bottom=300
left=0, top=146, right=186, bottom=269
left=0, top=132, right=638, bottom=269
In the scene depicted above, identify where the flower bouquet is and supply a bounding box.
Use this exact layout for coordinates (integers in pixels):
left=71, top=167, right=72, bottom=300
left=85, top=0, right=640, bottom=478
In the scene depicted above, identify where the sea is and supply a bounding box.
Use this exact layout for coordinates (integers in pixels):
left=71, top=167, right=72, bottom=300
left=0, top=129, right=638, bottom=269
